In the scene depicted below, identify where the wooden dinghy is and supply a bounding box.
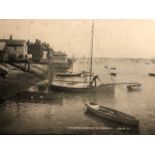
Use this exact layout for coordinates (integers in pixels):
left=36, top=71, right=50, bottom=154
left=85, top=102, right=139, bottom=126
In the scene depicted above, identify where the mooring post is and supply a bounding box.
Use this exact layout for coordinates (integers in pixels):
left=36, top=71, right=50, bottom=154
left=28, top=61, right=30, bottom=72
left=24, top=60, right=26, bottom=71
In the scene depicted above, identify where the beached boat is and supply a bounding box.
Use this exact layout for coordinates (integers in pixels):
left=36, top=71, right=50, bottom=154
left=127, top=83, right=141, bottom=90
left=85, top=102, right=139, bottom=126
left=0, top=67, right=8, bottom=78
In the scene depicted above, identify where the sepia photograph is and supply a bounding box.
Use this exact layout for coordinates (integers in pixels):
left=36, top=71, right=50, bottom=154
left=0, top=19, right=155, bottom=135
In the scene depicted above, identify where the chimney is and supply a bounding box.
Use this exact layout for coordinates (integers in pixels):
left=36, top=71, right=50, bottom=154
left=10, top=35, right=13, bottom=40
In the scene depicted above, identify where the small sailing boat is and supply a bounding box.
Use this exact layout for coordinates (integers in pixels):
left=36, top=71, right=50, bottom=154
left=49, top=20, right=114, bottom=92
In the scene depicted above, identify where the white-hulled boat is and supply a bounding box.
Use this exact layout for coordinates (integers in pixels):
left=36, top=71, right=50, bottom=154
left=85, top=102, right=139, bottom=126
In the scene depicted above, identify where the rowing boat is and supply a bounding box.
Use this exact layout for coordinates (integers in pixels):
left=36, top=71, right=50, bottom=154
left=85, top=102, right=139, bottom=126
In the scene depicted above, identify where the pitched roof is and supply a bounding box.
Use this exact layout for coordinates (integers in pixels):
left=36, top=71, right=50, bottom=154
left=53, top=51, right=67, bottom=56
left=6, top=40, right=26, bottom=46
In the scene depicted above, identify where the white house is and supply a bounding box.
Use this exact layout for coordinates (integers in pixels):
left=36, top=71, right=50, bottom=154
left=0, top=36, right=32, bottom=61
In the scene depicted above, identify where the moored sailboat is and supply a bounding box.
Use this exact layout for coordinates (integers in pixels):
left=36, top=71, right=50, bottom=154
left=49, top=20, right=114, bottom=92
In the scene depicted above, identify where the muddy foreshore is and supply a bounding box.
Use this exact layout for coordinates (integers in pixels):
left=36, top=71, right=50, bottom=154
left=0, top=63, right=48, bottom=102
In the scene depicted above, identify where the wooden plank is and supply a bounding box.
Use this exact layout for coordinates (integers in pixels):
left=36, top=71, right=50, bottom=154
left=101, top=82, right=141, bottom=86
left=53, top=79, right=90, bottom=83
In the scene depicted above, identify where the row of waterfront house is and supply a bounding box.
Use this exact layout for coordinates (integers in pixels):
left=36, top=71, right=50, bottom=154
left=0, top=35, right=71, bottom=69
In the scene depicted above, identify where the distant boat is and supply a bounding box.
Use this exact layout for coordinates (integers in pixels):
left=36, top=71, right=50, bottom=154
left=151, top=57, right=155, bottom=63
left=145, top=62, right=150, bottom=65
left=55, top=71, right=93, bottom=77
left=127, top=83, right=141, bottom=91
left=110, top=67, right=117, bottom=70
left=148, top=73, right=155, bottom=77
left=85, top=102, right=139, bottom=126
left=110, top=72, right=117, bottom=76
left=56, top=72, right=83, bottom=77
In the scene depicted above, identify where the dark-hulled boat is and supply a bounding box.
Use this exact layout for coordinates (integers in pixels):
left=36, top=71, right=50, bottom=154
left=85, top=102, right=139, bottom=126
left=0, top=67, right=8, bottom=78
left=127, top=83, right=141, bottom=90
left=148, top=73, right=155, bottom=77
left=56, top=72, right=83, bottom=77
left=110, top=72, right=117, bottom=76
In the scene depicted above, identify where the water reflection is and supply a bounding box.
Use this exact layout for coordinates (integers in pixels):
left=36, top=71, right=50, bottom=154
left=0, top=84, right=119, bottom=134
left=84, top=111, right=139, bottom=135
left=0, top=82, right=139, bottom=134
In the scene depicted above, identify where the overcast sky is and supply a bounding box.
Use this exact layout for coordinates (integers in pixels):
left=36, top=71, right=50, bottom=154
left=0, top=19, right=155, bottom=58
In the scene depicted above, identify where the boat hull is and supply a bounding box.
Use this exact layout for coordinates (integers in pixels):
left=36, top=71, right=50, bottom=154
left=56, top=73, right=82, bottom=77
left=85, top=103, right=139, bottom=126
left=50, top=84, right=114, bottom=93
left=110, top=73, right=117, bottom=76
left=127, top=84, right=141, bottom=91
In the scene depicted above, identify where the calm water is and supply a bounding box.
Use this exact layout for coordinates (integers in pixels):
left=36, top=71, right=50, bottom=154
left=1, top=58, right=155, bottom=134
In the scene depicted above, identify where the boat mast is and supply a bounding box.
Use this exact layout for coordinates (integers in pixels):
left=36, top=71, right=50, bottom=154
left=48, top=51, right=54, bottom=86
left=89, top=20, right=94, bottom=82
